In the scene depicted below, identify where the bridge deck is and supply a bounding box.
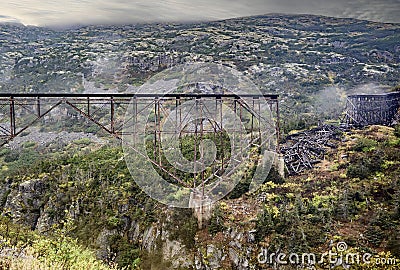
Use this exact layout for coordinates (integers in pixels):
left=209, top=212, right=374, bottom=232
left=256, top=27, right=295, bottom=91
left=0, top=93, right=278, bottom=99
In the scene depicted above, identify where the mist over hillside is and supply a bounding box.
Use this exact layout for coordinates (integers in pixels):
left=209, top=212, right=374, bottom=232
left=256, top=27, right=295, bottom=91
left=1, top=13, right=399, bottom=132
left=1, top=14, right=399, bottom=94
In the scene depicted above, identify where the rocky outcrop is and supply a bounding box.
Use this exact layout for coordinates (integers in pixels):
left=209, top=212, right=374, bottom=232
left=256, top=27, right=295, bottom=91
left=194, top=228, right=256, bottom=270
left=0, top=178, right=261, bottom=269
left=104, top=218, right=257, bottom=269
left=3, top=178, right=48, bottom=230
left=95, top=217, right=194, bottom=268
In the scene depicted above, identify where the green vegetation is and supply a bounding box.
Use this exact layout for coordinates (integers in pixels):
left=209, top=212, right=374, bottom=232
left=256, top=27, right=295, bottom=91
left=0, top=146, right=146, bottom=268
left=394, top=124, right=400, bottom=138
left=0, top=124, right=399, bottom=269
left=254, top=126, right=400, bottom=268
left=208, top=204, right=226, bottom=235
left=166, top=209, right=198, bottom=249
left=0, top=216, right=120, bottom=270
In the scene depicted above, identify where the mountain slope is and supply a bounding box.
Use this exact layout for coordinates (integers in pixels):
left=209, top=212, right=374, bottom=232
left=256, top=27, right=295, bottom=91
left=0, top=125, right=399, bottom=269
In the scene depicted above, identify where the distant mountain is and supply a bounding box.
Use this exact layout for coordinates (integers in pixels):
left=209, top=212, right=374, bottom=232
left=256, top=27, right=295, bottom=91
left=0, top=14, right=399, bottom=128
left=1, top=14, right=398, bottom=92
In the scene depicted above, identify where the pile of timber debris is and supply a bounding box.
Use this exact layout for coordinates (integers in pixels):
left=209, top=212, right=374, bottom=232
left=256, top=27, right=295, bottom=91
left=281, top=124, right=344, bottom=175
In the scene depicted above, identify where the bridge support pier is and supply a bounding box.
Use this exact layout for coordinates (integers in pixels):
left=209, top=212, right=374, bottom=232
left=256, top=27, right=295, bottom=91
left=189, top=192, right=213, bottom=229
left=275, top=154, right=285, bottom=178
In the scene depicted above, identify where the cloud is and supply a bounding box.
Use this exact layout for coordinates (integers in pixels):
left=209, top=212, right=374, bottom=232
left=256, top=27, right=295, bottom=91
left=338, top=0, right=400, bottom=23
left=0, top=0, right=399, bottom=27
left=0, top=14, right=21, bottom=24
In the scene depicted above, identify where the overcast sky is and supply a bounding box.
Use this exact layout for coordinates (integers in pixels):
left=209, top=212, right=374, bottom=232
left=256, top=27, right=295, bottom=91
left=0, top=0, right=399, bottom=27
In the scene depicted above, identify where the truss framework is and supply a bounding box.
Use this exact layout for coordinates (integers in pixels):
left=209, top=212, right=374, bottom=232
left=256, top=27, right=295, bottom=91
left=0, top=93, right=279, bottom=142
left=342, top=92, right=400, bottom=127
left=0, top=93, right=279, bottom=193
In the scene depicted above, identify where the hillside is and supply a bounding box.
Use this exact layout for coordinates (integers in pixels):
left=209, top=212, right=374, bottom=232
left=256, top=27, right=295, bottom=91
left=0, top=124, right=399, bottom=269
left=0, top=13, right=400, bottom=269
left=1, top=14, right=400, bottom=131
left=1, top=14, right=399, bottom=92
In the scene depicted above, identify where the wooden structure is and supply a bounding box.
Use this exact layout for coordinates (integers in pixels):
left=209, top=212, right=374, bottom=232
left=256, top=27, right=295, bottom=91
left=281, top=124, right=343, bottom=175
left=342, top=92, right=400, bottom=127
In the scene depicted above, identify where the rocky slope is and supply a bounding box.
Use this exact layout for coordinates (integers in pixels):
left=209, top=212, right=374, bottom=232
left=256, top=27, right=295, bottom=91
left=0, top=125, right=399, bottom=269
left=1, top=14, right=400, bottom=133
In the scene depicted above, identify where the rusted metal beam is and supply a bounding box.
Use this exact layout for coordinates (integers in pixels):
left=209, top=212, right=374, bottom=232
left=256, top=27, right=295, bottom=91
left=9, top=96, right=16, bottom=137
left=0, top=93, right=279, bottom=99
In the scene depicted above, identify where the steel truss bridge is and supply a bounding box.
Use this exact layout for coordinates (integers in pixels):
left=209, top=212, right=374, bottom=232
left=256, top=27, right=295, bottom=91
left=0, top=93, right=279, bottom=188
left=0, top=93, right=279, bottom=145
left=0, top=93, right=280, bottom=208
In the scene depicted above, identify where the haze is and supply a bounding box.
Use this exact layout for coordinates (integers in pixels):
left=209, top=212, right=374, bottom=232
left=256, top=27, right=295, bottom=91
left=0, top=0, right=399, bottom=27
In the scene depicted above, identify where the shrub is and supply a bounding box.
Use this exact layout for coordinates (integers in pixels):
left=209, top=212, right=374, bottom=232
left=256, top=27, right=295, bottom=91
left=34, top=237, right=120, bottom=270
left=166, top=209, right=197, bottom=249
left=208, top=204, right=226, bottom=235
left=365, top=225, right=385, bottom=247
left=394, top=125, right=400, bottom=138
left=347, top=163, right=370, bottom=179
left=23, top=141, right=36, bottom=148
left=0, top=216, right=119, bottom=270
left=353, top=138, right=377, bottom=152
left=347, top=151, right=384, bottom=179
left=227, top=178, right=251, bottom=199
left=0, top=148, right=11, bottom=157
left=4, top=151, right=19, bottom=163
left=107, top=234, right=140, bottom=269
left=265, top=166, right=285, bottom=185
left=387, top=233, right=400, bottom=258
left=106, top=216, right=122, bottom=230
left=73, top=138, right=92, bottom=146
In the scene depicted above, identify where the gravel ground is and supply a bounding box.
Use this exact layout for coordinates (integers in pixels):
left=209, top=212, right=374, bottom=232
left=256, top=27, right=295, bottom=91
left=7, top=127, right=105, bottom=150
